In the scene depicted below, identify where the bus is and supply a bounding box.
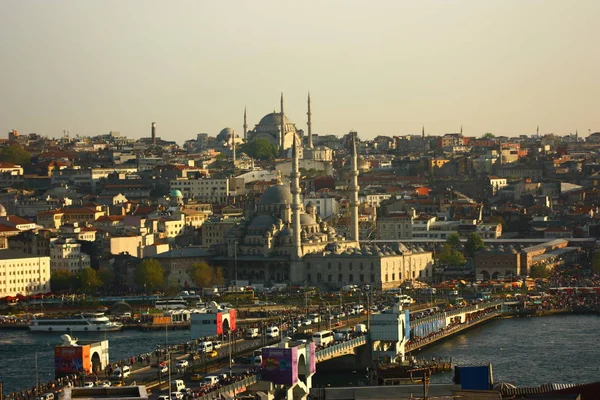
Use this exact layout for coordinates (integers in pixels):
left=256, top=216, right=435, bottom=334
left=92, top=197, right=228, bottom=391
left=155, top=298, right=187, bottom=310
left=312, top=330, right=334, bottom=347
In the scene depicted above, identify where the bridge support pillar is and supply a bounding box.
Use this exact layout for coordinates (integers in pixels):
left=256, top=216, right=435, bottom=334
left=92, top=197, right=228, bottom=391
left=370, top=297, right=409, bottom=363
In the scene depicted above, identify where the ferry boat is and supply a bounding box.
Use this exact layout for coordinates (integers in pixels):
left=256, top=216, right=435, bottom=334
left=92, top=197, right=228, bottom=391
left=29, top=312, right=123, bottom=332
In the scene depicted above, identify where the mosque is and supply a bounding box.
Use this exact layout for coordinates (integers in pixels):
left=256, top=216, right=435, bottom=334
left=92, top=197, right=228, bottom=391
left=212, top=132, right=434, bottom=290
left=243, top=93, right=333, bottom=162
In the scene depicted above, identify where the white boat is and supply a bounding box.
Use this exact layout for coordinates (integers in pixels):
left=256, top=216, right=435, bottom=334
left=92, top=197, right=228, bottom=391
left=29, top=312, right=123, bottom=332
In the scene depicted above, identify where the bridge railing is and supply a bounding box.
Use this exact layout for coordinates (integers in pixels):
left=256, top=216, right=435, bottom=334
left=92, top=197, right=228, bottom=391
left=410, top=300, right=504, bottom=328
left=406, top=308, right=502, bottom=352
left=315, top=335, right=367, bottom=362
left=197, top=375, right=258, bottom=400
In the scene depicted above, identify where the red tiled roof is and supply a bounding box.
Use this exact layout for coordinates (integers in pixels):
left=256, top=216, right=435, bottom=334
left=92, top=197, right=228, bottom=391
left=6, top=216, right=35, bottom=225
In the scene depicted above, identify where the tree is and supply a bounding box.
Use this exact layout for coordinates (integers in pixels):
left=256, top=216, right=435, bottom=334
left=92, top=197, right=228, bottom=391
left=97, top=267, right=115, bottom=289
left=135, top=259, right=165, bottom=290
left=191, top=262, right=213, bottom=288
left=465, top=233, right=485, bottom=257
left=50, top=269, right=76, bottom=292
left=0, top=144, right=31, bottom=165
left=446, top=233, right=461, bottom=249
left=438, top=244, right=466, bottom=266
left=76, top=268, right=102, bottom=294
left=213, top=267, right=225, bottom=286
left=482, top=133, right=495, bottom=139
left=530, top=264, right=550, bottom=278
left=240, top=139, right=278, bottom=161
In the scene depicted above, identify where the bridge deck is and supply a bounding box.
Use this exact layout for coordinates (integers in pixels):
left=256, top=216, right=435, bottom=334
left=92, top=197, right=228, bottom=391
left=405, top=310, right=502, bottom=353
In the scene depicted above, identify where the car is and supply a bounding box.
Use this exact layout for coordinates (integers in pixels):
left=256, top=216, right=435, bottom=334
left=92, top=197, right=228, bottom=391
left=235, top=356, right=252, bottom=364
left=170, top=392, right=183, bottom=400
left=213, top=341, right=222, bottom=349
left=190, top=374, right=203, bottom=381
left=83, top=382, right=94, bottom=388
left=176, top=360, right=189, bottom=368
left=206, top=350, right=218, bottom=358
left=160, top=365, right=168, bottom=374
left=295, top=321, right=303, bottom=328
left=158, top=396, right=169, bottom=400
left=96, top=381, right=111, bottom=387
left=302, top=319, right=312, bottom=326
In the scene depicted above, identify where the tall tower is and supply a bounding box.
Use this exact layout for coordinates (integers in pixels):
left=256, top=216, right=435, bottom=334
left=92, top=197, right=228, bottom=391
left=280, top=92, right=286, bottom=157
left=243, top=107, right=248, bottom=141
left=151, top=122, right=156, bottom=145
left=422, top=125, right=425, bottom=139
left=350, top=131, right=360, bottom=244
left=232, top=130, right=236, bottom=164
left=307, top=92, right=314, bottom=149
left=291, top=136, right=302, bottom=259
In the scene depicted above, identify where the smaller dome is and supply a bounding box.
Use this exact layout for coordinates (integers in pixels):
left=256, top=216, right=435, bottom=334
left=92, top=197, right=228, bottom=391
left=278, top=227, right=293, bottom=237
left=217, top=127, right=236, bottom=141
left=170, top=189, right=183, bottom=198
left=300, top=214, right=318, bottom=226
left=0, top=204, right=6, bottom=217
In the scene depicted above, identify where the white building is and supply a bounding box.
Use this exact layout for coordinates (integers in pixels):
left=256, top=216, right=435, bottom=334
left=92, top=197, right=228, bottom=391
left=302, top=197, right=339, bottom=219
left=170, top=177, right=230, bottom=203
left=49, top=238, right=91, bottom=274
left=0, top=249, right=51, bottom=297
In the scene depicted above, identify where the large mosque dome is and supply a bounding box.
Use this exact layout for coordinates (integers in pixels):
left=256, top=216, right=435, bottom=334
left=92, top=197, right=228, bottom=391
left=258, top=113, right=292, bottom=127
left=259, top=183, right=292, bottom=205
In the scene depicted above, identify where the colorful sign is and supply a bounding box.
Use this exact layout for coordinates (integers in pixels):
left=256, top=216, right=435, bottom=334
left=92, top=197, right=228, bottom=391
left=309, top=342, right=316, bottom=374
left=216, top=312, right=223, bottom=335
left=229, top=309, right=237, bottom=331
left=261, top=347, right=298, bottom=385
left=54, top=345, right=91, bottom=376
left=153, top=316, right=171, bottom=325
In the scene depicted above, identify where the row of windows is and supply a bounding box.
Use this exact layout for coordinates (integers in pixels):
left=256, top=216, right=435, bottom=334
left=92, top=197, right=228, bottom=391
left=0, top=270, right=47, bottom=275
left=0, top=285, right=45, bottom=293
left=308, top=273, right=375, bottom=283
left=2, top=278, right=45, bottom=284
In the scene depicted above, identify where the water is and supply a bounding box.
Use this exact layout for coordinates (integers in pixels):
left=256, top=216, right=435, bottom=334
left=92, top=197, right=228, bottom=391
left=313, top=314, right=600, bottom=388
left=2, top=315, right=600, bottom=394
left=0, top=329, right=193, bottom=395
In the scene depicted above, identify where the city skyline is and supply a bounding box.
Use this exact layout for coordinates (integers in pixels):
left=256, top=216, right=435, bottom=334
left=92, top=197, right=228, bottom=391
left=1, top=0, right=599, bottom=141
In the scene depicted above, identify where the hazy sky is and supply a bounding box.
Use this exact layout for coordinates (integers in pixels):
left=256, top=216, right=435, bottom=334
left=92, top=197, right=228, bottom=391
left=1, top=1, right=599, bottom=142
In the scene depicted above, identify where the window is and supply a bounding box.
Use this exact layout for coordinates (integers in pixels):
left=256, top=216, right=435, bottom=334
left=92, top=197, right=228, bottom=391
left=359, top=274, right=364, bottom=282
left=349, top=274, right=353, bottom=282
left=392, top=273, right=395, bottom=281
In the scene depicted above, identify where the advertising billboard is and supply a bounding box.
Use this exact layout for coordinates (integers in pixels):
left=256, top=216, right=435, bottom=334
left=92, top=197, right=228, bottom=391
left=309, top=342, right=316, bottom=374
left=261, top=347, right=298, bottom=385
left=54, top=345, right=91, bottom=376
left=229, top=309, right=237, bottom=331
left=216, top=312, right=223, bottom=335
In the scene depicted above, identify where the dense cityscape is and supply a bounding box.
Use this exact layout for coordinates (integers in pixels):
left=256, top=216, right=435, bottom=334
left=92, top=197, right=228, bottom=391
left=2, top=2, right=600, bottom=400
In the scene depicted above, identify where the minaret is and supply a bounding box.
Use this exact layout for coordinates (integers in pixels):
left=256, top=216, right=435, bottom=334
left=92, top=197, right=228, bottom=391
left=291, top=136, right=302, bottom=259
left=350, top=131, right=360, bottom=244
left=232, top=130, right=236, bottom=164
left=537, top=125, right=540, bottom=138
left=460, top=125, right=463, bottom=135
left=307, top=92, right=314, bottom=149
left=243, top=107, right=248, bottom=141
left=151, top=122, right=156, bottom=145
left=280, top=92, right=286, bottom=157
left=576, top=129, right=579, bottom=143
left=422, top=125, right=425, bottom=139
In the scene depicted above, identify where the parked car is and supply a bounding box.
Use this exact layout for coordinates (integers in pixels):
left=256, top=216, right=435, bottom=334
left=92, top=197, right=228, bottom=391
left=302, top=319, right=312, bottom=326
left=170, top=392, right=183, bottom=400
left=213, top=341, right=222, bottom=349
left=160, top=365, right=168, bottom=374
left=176, top=360, right=189, bottom=368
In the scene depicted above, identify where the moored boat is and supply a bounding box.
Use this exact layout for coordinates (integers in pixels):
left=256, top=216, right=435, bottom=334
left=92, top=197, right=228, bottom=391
left=29, top=312, right=123, bottom=333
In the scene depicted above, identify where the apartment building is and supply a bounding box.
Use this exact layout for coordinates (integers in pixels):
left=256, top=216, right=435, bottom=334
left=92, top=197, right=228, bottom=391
left=0, top=249, right=51, bottom=297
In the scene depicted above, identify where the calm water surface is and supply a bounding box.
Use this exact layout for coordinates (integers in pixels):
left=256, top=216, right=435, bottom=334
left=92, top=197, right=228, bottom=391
left=313, top=314, right=600, bottom=388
